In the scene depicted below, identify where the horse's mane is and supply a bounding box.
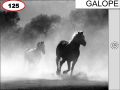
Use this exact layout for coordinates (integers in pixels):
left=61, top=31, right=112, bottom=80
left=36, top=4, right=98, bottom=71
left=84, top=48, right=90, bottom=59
left=25, top=48, right=36, bottom=53
left=69, top=31, right=83, bottom=43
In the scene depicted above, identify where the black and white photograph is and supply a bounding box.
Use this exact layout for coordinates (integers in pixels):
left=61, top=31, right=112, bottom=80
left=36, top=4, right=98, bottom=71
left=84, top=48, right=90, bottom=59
left=1, top=0, right=108, bottom=90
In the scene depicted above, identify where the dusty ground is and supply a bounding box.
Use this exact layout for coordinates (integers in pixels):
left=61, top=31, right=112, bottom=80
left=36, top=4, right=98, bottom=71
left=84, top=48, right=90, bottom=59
left=1, top=76, right=108, bottom=90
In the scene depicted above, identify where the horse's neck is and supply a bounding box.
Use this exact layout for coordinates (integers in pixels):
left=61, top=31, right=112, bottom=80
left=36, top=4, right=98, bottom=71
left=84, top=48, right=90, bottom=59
left=69, top=40, right=81, bottom=49
left=36, top=48, right=41, bottom=52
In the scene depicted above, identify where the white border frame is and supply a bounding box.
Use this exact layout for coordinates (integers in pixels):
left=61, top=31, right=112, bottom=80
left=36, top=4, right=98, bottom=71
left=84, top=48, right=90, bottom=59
left=109, top=9, right=120, bottom=90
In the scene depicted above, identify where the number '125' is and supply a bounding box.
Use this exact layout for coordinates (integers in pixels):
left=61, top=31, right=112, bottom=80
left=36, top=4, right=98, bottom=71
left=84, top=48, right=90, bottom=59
left=8, top=3, right=19, bottom=8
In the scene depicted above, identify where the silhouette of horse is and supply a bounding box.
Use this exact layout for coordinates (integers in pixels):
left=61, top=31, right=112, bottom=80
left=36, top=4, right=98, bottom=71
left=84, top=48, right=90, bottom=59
left=24, top=41, right=45, bottom=64
left=56, top=32, right=86, bottom=75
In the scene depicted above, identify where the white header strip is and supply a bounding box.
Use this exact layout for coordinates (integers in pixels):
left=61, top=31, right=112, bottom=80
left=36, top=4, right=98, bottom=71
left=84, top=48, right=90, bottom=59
left=76, top=0, right=120, bottom=9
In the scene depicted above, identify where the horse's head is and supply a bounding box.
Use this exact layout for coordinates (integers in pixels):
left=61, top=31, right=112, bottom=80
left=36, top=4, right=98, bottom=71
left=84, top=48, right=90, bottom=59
left=75, top=32, right=86, bottom=46
left=37, top=41, right=45, bottom=54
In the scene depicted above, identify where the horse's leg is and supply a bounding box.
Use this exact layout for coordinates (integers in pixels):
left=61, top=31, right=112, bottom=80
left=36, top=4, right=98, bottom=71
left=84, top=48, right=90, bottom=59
left=56, top=56, right=66, bottom=75
left=56, top=56, right=61, bottom=75
left=71, top=60, right=77, bottom=76
left=63, top=61, right=71, bottom=74
left=56, top=57, right=66, bottom=74
left=59, top=59, right=66, bottom=73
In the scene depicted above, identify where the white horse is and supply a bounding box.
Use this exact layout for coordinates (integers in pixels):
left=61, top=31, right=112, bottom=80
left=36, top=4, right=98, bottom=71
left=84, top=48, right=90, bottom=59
left=24, top=41, right=45, bottom=65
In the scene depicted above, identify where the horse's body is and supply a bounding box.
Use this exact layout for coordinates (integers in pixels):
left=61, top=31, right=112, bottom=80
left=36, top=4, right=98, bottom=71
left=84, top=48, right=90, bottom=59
left=56, top=32, right=86, bottom=75
left=24, top=41, right=45, bottom=64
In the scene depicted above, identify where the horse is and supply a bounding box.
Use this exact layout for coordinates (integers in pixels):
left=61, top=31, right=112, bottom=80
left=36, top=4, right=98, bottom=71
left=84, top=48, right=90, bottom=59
left=56, top=31, right=86, bottom=76
left=24, top=41, right=45, bottom=65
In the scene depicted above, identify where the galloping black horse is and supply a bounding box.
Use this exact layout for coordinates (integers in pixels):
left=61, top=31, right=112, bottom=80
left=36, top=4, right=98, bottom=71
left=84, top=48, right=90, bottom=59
left=56, top=32, right=86, bottom=75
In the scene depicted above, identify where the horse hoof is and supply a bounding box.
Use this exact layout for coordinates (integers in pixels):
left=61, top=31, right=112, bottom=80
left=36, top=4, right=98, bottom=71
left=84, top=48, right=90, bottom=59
left=63, top=71, right=67, bottom=74
left=56, top=71, right=60, bottom=75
